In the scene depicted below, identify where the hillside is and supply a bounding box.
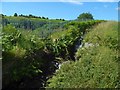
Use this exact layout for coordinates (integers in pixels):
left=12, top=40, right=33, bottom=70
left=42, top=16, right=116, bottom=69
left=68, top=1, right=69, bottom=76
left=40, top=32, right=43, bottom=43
left=47, top=21, right=119, bottom=88
left=1, top=14, right=119, bottom=89
left=1, top=14, right=67, bottom=38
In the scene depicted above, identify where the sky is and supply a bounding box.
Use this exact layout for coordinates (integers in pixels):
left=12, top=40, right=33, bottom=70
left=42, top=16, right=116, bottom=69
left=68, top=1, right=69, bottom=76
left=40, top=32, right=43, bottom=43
left=1, top=0, right=120, bottom=2
left=1, top=1, right=119, bottom=21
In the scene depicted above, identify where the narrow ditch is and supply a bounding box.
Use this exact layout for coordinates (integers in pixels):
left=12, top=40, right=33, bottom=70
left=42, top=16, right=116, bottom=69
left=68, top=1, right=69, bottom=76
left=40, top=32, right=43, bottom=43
left=2, top=36, right=84, bottom=89
left=54, top=36, right=84, bottom=72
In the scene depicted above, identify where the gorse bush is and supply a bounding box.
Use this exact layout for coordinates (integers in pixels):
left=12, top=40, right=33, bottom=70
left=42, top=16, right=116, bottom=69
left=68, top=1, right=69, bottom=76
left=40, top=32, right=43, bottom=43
left=47, top=21, right=119, bottom=88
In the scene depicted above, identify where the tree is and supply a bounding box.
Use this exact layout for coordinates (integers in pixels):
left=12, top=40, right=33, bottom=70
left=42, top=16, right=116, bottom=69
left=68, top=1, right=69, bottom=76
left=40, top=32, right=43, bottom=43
left=14, top=13, right=18, bottom=17
left=29, top=14, right=33, bottom=18
left=77, top=12, right=94, bottom=21
left=38, top=16, right=41, bottom=19
left=42, top=16, right=45, bottom=19
left=19, top=14, right=23, bottom=17
left=62, top=19, right=65, bottom=21
left=0, top=14, right=4, bottom=17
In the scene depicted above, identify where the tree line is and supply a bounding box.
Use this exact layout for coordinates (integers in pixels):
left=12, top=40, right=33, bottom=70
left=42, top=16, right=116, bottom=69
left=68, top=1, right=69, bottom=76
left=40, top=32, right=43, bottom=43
left=14, top=13, right=65, bottom=21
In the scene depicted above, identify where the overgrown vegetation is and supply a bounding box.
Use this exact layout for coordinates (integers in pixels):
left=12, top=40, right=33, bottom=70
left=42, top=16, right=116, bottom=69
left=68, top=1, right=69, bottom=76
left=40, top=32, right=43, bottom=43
left=1, top=13, right=118, bottom=89
left=2, top=24, right=45, bottom=87
left=46, top=21, right=119, bottom=88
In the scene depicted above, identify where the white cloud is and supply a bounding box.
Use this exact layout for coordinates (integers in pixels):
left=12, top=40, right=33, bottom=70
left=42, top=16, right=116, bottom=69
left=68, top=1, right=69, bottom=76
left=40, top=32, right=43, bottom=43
left=1, top=0, right=119, bottom=2
left=1, top=0, right=58, bottom=2
left=116, top=7, right=120, bottom=10
left=1, top=0, right=83, bottom=2
left=59, top=0, right=83, bottom=5
left=97, top=0, right=118, bottom=2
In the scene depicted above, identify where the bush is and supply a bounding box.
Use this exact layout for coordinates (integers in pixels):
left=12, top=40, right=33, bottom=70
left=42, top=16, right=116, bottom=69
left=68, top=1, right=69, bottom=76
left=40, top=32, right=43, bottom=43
left=2, top=24, right=45, bottom=87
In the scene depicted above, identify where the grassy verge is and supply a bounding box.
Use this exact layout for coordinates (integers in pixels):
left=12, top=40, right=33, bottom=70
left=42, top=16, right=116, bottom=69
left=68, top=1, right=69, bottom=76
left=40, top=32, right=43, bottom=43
left=46, top=21, right=119, bottom=88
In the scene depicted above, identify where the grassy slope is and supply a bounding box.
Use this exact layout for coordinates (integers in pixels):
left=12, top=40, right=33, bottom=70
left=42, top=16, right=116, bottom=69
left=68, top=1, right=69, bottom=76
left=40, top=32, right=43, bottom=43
left=3, top=16, right=68, bottom=38
left=3, top=16, right=66, bottom=26
left=47, top=21, right=119, bottom=88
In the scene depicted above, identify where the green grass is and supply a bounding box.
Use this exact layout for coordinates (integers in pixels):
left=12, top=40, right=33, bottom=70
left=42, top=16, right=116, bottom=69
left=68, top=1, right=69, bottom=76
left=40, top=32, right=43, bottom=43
left=4, top=16, right=66, bottom=23
left=2, top=20, right=109, bottom=88
left=50, top=29, right=71, bottom=39
left=47, top=46, right=118, bottom=88
left=47, top=21, right=119, bottom=88
left=83, top=21, right=118, bottom=49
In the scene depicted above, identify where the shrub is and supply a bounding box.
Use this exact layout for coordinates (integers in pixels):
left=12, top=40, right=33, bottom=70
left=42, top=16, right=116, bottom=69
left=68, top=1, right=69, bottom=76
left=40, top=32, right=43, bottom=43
left=2, top=24, right=45, bottom=87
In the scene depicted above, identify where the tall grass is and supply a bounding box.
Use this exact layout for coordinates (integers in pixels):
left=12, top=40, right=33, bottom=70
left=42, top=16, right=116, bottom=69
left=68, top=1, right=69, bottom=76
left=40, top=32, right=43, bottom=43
left=47, top=21, right=119, bottom=88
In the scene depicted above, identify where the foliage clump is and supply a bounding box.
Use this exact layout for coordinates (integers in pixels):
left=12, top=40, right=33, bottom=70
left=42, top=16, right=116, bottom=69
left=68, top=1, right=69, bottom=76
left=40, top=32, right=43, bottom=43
left=77, top=12, right=94, bottom=21
left=2, top=24, right=45, bottom=86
